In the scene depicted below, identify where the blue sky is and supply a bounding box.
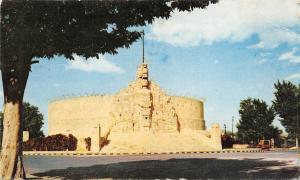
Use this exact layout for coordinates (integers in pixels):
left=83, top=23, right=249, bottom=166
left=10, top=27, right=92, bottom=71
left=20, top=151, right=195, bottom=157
left=1, top=0, right=300, bottom=134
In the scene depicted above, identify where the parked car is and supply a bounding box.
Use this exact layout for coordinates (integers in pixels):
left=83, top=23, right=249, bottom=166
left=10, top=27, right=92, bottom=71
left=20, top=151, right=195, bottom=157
left=257, top=140, right=272, bottom=150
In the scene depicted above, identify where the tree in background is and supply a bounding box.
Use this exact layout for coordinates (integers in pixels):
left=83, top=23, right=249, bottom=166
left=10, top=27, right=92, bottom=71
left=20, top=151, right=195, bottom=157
left=22, top=102, right=44, bottom=139
left=237, top=98, right=280, bottom=145
left=273, top=81, right=300, bottom=146
left=0, top=1, right=218, bottom=178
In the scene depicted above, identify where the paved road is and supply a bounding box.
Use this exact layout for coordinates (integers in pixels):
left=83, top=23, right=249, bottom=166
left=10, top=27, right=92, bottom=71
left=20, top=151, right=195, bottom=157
left=24, top=151, right=299, bottom=179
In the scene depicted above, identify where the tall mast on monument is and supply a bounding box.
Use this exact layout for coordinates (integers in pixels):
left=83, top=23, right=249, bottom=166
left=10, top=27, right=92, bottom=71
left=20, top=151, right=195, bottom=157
left=142, top=30, right=145, bottom=64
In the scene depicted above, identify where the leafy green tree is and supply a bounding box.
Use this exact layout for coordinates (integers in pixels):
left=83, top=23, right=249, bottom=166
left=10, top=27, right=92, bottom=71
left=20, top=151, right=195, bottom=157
left=0, top=103, right=44, bottom=139
left=0, top=1, right=218, bottom=178
left=237, top=98, right=280, bottom=144
left=273, top=81, right=300, bottom=145
left=22, top=102, right=44, bottom=139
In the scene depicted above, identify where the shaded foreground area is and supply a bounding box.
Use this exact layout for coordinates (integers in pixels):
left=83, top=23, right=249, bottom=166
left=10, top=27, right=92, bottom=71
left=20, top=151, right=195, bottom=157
left=30, top=157, right=299, bottom=179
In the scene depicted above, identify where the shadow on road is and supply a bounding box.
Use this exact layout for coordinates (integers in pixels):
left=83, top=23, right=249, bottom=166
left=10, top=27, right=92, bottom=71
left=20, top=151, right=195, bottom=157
left=32, top=158, right=299, bottom=179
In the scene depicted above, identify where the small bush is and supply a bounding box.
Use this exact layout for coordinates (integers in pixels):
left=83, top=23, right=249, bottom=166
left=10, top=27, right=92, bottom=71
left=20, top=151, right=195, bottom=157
left=221, top=134, right=234, bottom=149
left=23, top=137, right=45, bottom=151
left=100, top=137, right=110, bottom=149
left=68, top=134, right=78, bottom=151
left=84, top=137, right=91, bottom=151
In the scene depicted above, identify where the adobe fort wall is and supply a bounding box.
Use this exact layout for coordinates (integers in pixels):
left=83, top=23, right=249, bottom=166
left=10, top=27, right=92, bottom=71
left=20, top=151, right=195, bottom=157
left=48, top=95, right=114, bottom=139
left=48, top=95, right=205, bottom=136
left=170, top=96, right=205, bottom=131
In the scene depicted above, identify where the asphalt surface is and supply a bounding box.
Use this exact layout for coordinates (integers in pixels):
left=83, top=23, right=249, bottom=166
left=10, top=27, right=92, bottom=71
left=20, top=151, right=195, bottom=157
left=24, top=151, right=299, bottom=179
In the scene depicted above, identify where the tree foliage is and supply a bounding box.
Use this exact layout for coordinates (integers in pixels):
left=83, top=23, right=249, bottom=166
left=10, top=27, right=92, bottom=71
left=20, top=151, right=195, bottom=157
left=237, top=98, right=280, bottom=144
left=1, top=0, right=218, bottom=72
left=273, top=81, right=300, bottom=141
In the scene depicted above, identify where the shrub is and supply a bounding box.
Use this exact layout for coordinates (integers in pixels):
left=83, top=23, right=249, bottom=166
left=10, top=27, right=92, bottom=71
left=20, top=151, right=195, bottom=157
left=68, top=134, right=78, bottom=151
left=24, top=133, right=78, bottom=151
left=100, top=137, right=110, bottom=149
left=221, top=134, right=234, bottom=149
left=84, top=137, right=91, bottom=151
left=23, top=137, right=45, bottom=151
left=43, top=134, right=69, bottom=151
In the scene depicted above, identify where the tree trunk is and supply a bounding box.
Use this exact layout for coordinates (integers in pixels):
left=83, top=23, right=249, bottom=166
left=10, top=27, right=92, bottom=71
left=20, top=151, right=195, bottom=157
left=1, top=102, right=26, bottom=179
left=0, top=64, right=29, bottom=179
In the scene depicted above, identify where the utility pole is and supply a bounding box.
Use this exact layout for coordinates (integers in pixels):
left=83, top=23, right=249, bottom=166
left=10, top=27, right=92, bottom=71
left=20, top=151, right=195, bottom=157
left=224, top=124, right=227, bottom=134
left=99, top=123, right=101, bottom=146
left=232, top=116, right=234, bottom=139
left=142, top=30, right=145, bottom=64
left=296, top=92, right=299, bottom=149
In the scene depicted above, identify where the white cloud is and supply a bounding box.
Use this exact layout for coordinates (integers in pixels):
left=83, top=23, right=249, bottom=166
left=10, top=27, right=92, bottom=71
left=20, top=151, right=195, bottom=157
left=279, top=48, right=300, bottom=64
left=285, top=72, right=300, bottom=80
left=66, top=54, right=124, bottom=73
left=248, top=42, right=267, bottom=49
left=149, top=0, right=300, bottom=48
left=257, top=58, right=267, bottom=64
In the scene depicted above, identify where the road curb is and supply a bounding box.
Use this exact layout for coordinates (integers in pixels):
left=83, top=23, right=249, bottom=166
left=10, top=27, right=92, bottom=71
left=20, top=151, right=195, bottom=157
left=23, top=149, right=264, bottom=156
